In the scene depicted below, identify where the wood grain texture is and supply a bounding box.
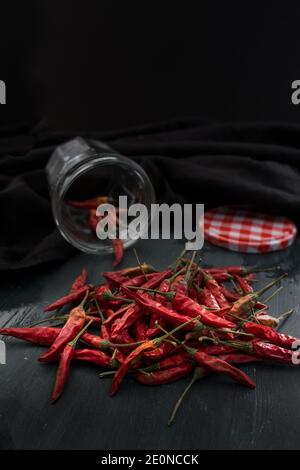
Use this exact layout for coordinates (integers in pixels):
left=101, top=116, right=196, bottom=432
left=0, top=238, right=300, bottom=450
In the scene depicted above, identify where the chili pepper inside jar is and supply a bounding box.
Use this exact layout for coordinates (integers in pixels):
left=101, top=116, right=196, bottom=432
left=46, top=138, right=155, bottom=255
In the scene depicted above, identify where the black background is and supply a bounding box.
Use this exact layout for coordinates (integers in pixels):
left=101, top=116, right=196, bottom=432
left=1, top=1, right=300, bottom=131
left=2, top=1, right=300, bottom=451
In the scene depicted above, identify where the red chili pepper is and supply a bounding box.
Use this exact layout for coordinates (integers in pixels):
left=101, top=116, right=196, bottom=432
left=134, top=317, right=148, bottom=341
left=51, top=343, right=75, bottom=402
left=103, top=272, right=128, bottom=288
left=40, top=298, right=88, bottom=362
left=183, top=345, right=256, bottom=389
left=110, top=305, right=141, bottom=339
left=104, top=304, right=132, bottom=327
left=151, top=352, right=190, bottom=370
left=135, top=363, right=194, bottom=385
left=44, top=286, right=90, bottom=312
left=220, top=286, right=240, bottom=302
left=122, top=273, right=158, bottom=289
left=51, top=319, right=93, bottom=402
left=67, top=196, right=109, bottom=209
left=138, top=269, right=173, bottom=292
left=234, top=274, right=253, bottom=294
left=243, top=322, right=297, bottom=349
left=208, top=272, right=233, bottom=283
left=218, top=353, right=261, bottom=365
left=172, top=293, right=235, bottom=329
left=196, top=287, right=220, bottom=309
left=146, top=317, right=169, bottom=338
left=114, top=264, right=155, bottom=278
left=229, top=274, right=287, bottom=319
left=100, top=323, right=111, bottom=341
left=144, top=342, right=178, bottom=360
left=73, top=348, right=112, bottom=368
left=123, top=287, right=199, bottom=329
left=0, top=327, right=60, bottom=346
left=80, top=331, right=110, bottom=349
left=112, top=239, right=124, bottom=267
left=254, top=309, right=293, bottom=328
left=197, top=344, right=237, bottom=355
left=110, top=316, right=199, bottom=395
left=200, top=270, right=230, bottom=308
left=94, top=285, right=127, bottom=310
left=225, top=338, right=295, bottom=364
left=70, top=269, right=87, bottom=293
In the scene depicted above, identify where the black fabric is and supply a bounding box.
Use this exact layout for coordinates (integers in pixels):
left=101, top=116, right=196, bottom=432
left=1, top=116, right=300, bottom=270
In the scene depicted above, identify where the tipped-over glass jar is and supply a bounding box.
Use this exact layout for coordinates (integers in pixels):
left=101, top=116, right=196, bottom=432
left=46, top=137, right=155, bottom=254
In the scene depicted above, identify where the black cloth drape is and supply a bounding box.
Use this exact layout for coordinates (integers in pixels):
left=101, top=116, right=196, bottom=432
left=1, top=117, right=300, bottom=270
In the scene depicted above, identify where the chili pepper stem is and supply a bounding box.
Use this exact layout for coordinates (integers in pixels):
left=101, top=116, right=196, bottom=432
left=255, top=273, right=287, bottom=298
left=99, top=370, right=117, bottom=378
left=277, top=308, right=294, bottom=321
left=78, top=291, right=89, bottom=308
left=168, top=266, right=186, bottom=284
left=29, top=315, right=68, bottom=327
left=262, top=286, right=283, bottom=304
left=250, top=265, right=281, bottom=274
left=126, top=286, right=174, bottom=300
left=171, top=248, right=187, bottom=271
left=133, top=248, right=147, bottom=281
left=168, top=367, right=205, bottom=426
left=155, top=315, right=201, bottom=345
left=103, top=290, right=132, bottom=303
left=184, top=251, right=197, bottom=282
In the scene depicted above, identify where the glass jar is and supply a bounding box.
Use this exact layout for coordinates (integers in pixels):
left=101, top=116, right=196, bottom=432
left=46, top=137, right=155, bottom=254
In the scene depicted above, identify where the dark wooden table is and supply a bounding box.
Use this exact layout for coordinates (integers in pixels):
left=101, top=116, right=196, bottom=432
left=1, top=238, right=300, bottom=450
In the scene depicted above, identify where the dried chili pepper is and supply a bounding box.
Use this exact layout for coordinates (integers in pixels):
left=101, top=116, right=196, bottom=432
left=183, top=345, right=256, bottom=389
left=229, top=273, right=287, bottom=319
left=134, top=316, right=148, bottom=341
left=135, top=363, right=194, bottom=386
left=44, top=286, right=90, bottom=312
left=195, top=286, right=220, bottom=309
left=172, top=293, right=235, bottom=329
left=123, top=287, right=200, bottom=329
left=218, top=353, right=261, bottom=364
left=40, top=295, right=89, bottom=362
left=0, top=327, right=60, bottom=346
left=70, top=269, right=87, bottom=293
left=112, top=239, right=124, bottom=267
left=144, top=342, right=178, bottom=360
left=221, top=338, right=295, bottom=364
left=219, top=286, right=240, bottom=302
left=110, top=316, right=199, bottom=395
left=51, top=319, right=93, bottom=402
left=234, top=274, right=253, bottom=294
left=73, top=348, right=112, bottom=368
left=255, top=309, right=293, bottom=328
left=110, top=305, right=141, bottom=339
left=67, top=196, right=109, bottom=209
left=200, top=269, right=230, bottom=308
left=142, top=352, right=190, bottom=372
left=243, top=321, right=297, bottom=348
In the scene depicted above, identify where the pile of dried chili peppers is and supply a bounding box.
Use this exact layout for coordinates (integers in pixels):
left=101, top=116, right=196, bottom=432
left=1, top=250, right=299, bottom=425
left=67, top=196, right=124, bottom=266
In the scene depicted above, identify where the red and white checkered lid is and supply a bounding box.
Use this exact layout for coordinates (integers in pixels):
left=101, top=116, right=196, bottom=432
left=204, top=205, right=297, bottom=253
